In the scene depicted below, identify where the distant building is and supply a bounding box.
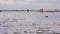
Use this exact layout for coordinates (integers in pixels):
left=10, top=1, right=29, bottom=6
left=27, top=9, right=29, bottom=12
left=40, top=9, right=43, bottom=12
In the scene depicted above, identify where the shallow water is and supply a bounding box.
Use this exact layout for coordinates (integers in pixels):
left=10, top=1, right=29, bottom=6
left=0, top=11, right=60, bottom=34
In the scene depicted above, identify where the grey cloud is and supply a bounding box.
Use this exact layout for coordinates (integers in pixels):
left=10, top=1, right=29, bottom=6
left=0, top=0, right=60, bottom=10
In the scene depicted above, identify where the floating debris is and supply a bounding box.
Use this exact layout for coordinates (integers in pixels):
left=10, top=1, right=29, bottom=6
left=4, top=32, right=8, bottom=34
left=3, top=15, right=6, bottom=17
left=45, top=15, right=48, bottom=18
left=29, top=32, right=34, bottom=33
left=29, top=32, right=31, bottom=33
left=13, top=32, right=22, bottom=34
left=2, top=21, right=6, bottom=23
left=58, top=24, right=60, bottom=26
left=2, top=25, right=9, bottom=27
left=56, top=33, right=60, bottom=34
left=24, top=31, right=28, bottom=33
left=14, top=32, right=18, bottom=34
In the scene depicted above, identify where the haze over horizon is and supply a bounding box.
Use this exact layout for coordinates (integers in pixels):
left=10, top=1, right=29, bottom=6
left=0, top=0, right=60, bottom=10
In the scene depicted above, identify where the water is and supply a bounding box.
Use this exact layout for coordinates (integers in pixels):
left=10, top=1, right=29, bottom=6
left=0, top=11, right=60, bottom=34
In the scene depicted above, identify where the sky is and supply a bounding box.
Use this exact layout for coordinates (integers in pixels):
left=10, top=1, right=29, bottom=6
left=0, top=0, right=60, bottom=10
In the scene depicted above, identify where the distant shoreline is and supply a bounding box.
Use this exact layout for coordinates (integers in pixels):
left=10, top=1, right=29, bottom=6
left=0, top=10, right=60, bottom=13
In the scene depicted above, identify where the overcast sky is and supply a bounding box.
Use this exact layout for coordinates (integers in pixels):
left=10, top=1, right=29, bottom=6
left=0, top=0, right=60, bottom=10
